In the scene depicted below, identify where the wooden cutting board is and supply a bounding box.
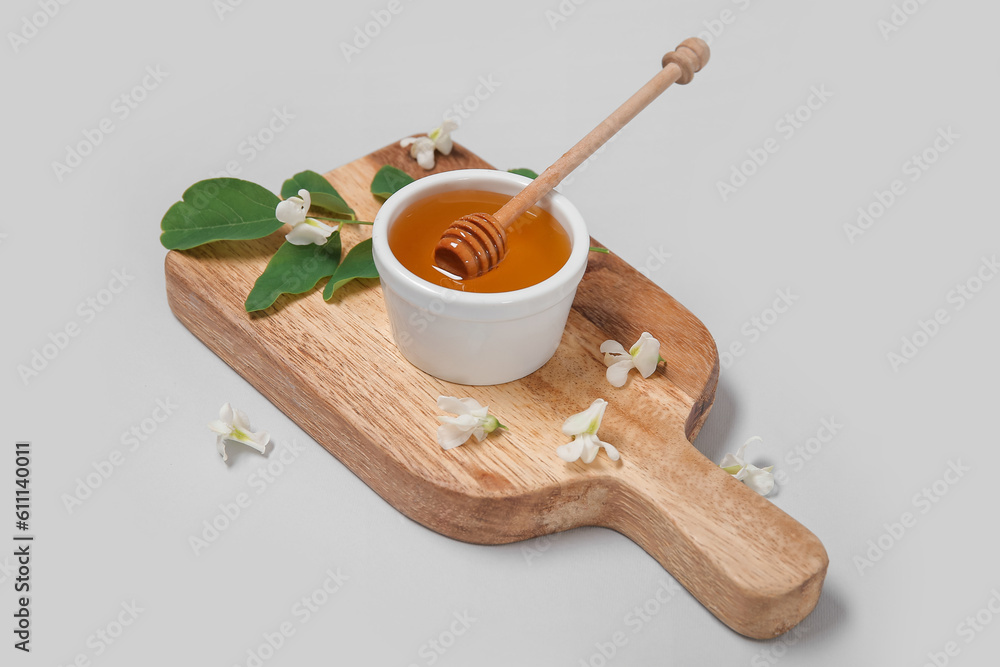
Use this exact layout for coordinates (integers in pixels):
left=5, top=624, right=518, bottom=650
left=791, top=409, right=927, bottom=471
left=164, top=140, right=827, bottom=639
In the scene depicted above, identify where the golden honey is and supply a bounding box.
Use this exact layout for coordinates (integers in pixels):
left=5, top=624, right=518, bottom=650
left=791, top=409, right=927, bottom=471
left=388, top=190, right=572, bottom=293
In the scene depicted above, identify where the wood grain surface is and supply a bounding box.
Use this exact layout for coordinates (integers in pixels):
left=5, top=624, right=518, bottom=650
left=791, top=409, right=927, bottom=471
left=164, top=139, right=827, bottom=638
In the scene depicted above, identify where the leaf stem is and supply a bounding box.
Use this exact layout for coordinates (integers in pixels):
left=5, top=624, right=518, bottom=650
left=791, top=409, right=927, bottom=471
left=312, top=216, right=374, bottom=225
left=589, top=246, right=610, bottom=254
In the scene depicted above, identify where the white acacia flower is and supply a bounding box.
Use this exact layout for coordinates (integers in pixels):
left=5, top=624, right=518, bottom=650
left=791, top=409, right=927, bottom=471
left=275, top=189, right=336, bottom=246
left=600, top=332, right=662, bottom=387
left=557, top=398, right=619, bottom=464
left=208, top=403, right=270, bottom=462
left=436, top=396, right=503, bottom=450
left=400, top=120, right=457, bottom=170
left=402, top=136, right=436, bottom=169
left=720, top=436, right=774, bottom=496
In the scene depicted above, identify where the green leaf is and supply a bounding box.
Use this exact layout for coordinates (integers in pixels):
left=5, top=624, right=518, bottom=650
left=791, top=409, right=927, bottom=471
left=245, top=232, right=343, bottom=312
left=160, top=179, right=282, bottom=250
left=370, top=165, right=415, bottom=200
left=508, top=168, right=539, bottom=179
left=281, top=170, right=341, bottom=199
left=281, top=170, right=355, bottom=220
left=309, top=191, right=355, bottom=220
left=323, top=239, right=379, bottom=299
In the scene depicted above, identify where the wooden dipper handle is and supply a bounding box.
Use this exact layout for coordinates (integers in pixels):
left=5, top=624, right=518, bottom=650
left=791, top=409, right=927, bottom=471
left=434, top=38, right=709, bottom=278
left=493, top=38, right=709, bottom=228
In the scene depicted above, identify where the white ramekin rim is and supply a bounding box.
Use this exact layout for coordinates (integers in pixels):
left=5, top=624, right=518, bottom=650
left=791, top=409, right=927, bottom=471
left=371, top=169, right=590, bottom=320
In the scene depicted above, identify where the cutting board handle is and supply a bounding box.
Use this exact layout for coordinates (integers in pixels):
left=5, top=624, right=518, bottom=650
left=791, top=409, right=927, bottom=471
left=614, top=430, right=829, bottom=638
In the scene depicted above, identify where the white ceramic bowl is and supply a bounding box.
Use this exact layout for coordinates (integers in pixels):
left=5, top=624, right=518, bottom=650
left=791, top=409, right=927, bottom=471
left=372, top=169, right=590, bottom=385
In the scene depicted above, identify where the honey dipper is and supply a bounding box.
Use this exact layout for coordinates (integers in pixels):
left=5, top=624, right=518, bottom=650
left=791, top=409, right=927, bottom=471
left=433, top=38, right=710, bottom=279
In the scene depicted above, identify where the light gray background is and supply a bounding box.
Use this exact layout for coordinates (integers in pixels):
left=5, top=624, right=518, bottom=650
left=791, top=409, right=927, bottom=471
left=3, top=0, right=998, bottom=664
